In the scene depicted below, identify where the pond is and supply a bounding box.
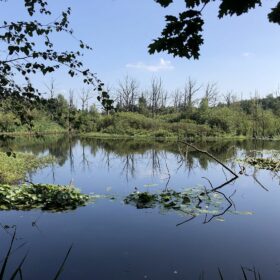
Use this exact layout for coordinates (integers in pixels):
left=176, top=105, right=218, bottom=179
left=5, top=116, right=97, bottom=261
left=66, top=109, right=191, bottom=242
left=0, top=136, right=280, bottom=279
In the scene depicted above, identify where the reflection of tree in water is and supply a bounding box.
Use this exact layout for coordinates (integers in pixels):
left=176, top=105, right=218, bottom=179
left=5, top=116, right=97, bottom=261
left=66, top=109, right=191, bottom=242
left=1, top=135, right=77, bottom=167
left=48, top=136, right=75, bottom=166
left=76, top=138, right=280, bottom=181
left=78, top=139, right=239, bottom=178
left=175, top=141, right=238, bottom=176
left=148, top=149, right=162, bottom=177
left=80, top=142, right=92, bottom=172
left=121, top=154, right=136, bottom=180
left=5, top=136, right=280, bottom=183
left=68, top=137, right=75, bottom=173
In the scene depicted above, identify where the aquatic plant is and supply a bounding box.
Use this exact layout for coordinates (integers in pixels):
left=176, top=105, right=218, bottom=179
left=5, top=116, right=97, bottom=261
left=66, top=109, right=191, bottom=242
left=0, top=152, right=55, bottom=184
left=126, top=188, right=222, bottom=216
left=0, top=184, right=91, bottom=211
left=243, top=157, right=280, bottom=171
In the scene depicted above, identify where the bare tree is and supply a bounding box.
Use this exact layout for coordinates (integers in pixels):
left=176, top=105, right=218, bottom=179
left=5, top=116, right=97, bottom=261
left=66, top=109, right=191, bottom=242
left=68, top=89, right=75, bottom=133
left=204, top=82, right=219, bottom=107
left=117, top=76, right=139, bottom=112
left=68, top=89, right=74, bottom=109
left=251, top=91, right=261, bottom=138
left=183, top=77, right=201, bottom=110
left=223, top=91, right=237, bottom=107
left=273, top=85, right=280, bottom=98
left=173, top=89, right=182, bottom=111
left=44, top=77, right=56, bottom=99
left=160, top=89, right=168, bottom=109
left=80, top=88, right=93, bottom=111
left=149, top=77, right=165, bottom=117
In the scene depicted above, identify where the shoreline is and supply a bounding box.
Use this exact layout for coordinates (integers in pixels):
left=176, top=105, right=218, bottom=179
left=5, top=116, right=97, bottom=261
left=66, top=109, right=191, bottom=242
left=1, top=131, right=279, bottom=141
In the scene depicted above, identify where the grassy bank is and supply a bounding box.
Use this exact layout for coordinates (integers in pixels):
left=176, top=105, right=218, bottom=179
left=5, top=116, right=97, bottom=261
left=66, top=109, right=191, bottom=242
left=81, top=131, right=251, bottom=141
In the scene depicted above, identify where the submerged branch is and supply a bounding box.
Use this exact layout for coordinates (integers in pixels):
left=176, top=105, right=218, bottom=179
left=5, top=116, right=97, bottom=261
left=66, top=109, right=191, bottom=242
left=252, top=169, right=269, bottom=192
left=204, top=190, right=233, bottom=224
left=178, top=140, right=239, bottom=192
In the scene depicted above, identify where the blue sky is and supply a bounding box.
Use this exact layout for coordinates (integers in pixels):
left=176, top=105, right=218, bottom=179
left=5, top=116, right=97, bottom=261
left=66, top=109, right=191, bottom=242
left=1, top=0, right=280, bottom=100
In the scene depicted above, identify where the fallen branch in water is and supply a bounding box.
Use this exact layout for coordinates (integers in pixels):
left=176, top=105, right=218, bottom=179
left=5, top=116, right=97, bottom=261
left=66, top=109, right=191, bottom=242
left=178, top=141, right=239, bottom=192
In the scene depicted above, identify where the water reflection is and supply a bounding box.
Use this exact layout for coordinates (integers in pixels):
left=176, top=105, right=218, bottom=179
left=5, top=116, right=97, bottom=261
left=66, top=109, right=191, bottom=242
left=1, top=136, right=280, bottom=279
left=6, top=136, right=277, bottom=175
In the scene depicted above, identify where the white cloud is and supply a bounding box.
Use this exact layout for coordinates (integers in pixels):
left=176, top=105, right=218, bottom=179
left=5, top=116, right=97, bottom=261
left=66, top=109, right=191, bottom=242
left=242, top=52, right=254, bottom=57
left=126, top=58, right=174, bottom=72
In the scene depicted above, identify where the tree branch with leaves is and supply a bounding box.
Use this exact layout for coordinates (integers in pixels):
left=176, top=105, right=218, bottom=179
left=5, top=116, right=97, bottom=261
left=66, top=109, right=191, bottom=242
left=150, top=0, right=280, bottom=59
left=0, top=0, right=114, bottom=127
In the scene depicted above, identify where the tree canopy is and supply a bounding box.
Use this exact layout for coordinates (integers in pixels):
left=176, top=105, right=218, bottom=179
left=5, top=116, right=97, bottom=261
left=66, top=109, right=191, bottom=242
left=149, top=0, right=280, bottom=59
left=0, top=0, right=114, bottom=123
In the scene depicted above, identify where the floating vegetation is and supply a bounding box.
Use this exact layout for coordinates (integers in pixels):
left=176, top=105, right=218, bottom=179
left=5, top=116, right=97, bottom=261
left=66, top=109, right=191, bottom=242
left=242, top=157, right=280, bottom=171
left=0, top=152, right=55, bottom=183
left=124, top=187, right=217, bottom=214
left=124, top=187, right=250, bottom=222
left=0, top=184, right=91, bottom=211
left=143, top=183, right=158, bottom=188
left=124, top=191, right=159, bottom=209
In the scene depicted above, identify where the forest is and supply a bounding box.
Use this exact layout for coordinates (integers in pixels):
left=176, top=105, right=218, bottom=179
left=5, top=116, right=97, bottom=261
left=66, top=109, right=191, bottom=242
left=1, top=77, right=280, bottom=139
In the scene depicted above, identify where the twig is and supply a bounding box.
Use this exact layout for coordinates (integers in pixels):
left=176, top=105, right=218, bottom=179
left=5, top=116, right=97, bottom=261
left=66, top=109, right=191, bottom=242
left=229, top=189, right=237, bottom=210
left=222, top=168, right=228, bottom=181
left=241, top=266, right=248, bottom=280
left=176, top=215, right=196, bottom=227
left=0, top=228, right=17, bottom=279
left=204, top=190, right=233, bottom=224
left=252, top=169, right=269, bottom=192
left=218, top=267, right=224, bottom=280
left=53, top=244, right=73, bottom=280
left=202, top=176, right=213, bottom=189
left=178, top=141, right=239, bottom=192
left=163, top=152, right=171, bottom=191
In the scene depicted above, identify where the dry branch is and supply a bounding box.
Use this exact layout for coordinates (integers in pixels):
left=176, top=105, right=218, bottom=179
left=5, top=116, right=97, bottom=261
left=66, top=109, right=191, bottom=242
left=178, top=140, right=239, bottom=192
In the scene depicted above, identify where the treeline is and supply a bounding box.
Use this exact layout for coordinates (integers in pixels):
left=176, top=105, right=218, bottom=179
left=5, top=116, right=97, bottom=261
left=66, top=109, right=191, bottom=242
left=1, top=77, right=280, bottom=138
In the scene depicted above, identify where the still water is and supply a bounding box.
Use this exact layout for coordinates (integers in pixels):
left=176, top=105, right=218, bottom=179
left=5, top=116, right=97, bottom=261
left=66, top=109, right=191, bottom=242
left=1, top=136, right=280, bottom=279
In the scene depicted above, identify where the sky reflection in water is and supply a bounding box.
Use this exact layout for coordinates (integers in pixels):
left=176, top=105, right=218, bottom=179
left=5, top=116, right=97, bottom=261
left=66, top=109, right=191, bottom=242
left=0, top=136, right=280, bottom=279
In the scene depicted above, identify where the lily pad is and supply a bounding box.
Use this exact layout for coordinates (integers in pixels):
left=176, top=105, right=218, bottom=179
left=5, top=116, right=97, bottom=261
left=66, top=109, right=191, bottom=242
left=124, top=187, right=254, bottom=222
left=0, top=184, right=92, bottom=211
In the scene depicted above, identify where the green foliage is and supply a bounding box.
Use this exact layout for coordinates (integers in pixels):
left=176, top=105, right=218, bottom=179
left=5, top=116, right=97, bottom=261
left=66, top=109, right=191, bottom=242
left=74, top=111, right=99, bottom=133
left=0, top=183, right=90, bottom=211
left=149, top=9, right=204, bottom=59
left=99, top=112, right=159, bottom=135
left=151, top=0, right=278, bottom=59
left=1, top=88, right=280, bottom=139
left=31, top=117, right=65, bottom=133
left=0, top=0, right=114, bottom=129
left=125, top=192, right=158, bottom=208
left=0, top=112, right=20, bottom=132
left=0, top=152, right=54, bottom=183
left=169, top=120, right=221, bottom=138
